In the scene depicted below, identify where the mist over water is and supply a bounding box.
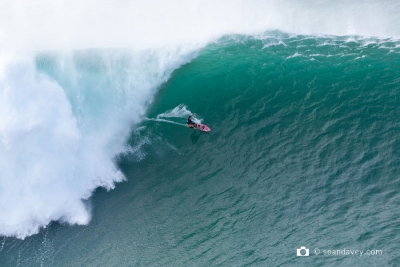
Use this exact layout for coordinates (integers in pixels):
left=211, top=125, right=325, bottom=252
left=1, top=0, right=400, bottom=240
left=1, top=0, right=400, bottom=51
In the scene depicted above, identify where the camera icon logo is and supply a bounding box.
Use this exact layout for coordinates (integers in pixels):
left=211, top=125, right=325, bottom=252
left=297, top=246, right=310, bottom=257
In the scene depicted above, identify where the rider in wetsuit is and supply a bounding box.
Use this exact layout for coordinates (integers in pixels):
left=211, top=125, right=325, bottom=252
left=187, top=113, right=197, bottom=128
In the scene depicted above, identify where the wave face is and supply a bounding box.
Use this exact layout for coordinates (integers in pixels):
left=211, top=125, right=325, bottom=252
left=114, top=36, right=400, bottom=267
left=0, top=0, right=400, bottom=240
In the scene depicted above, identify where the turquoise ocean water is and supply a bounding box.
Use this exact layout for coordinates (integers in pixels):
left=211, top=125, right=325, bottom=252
left=1, top=33, right=400, bottom=266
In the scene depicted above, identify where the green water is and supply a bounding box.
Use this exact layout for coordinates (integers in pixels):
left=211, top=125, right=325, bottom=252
left=1, top=35, right=400, bottom=266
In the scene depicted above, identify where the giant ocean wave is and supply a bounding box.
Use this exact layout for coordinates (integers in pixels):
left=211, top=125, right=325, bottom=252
left=1, top=0, right=400, bottom=239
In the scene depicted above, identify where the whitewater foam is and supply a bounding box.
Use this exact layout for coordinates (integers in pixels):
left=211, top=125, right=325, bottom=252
left=0, top=48, right=197, bottom=238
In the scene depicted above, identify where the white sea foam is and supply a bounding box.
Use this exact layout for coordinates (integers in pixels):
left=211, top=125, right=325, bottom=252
left=0, top=48, right=197, bottom=238
left=286, top=52, right=302, bottom=59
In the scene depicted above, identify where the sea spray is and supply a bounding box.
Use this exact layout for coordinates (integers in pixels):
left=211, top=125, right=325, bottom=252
left=0, top=48, right=198, bottom=239
left=156, top=104, right=193, bottom=119
left=153, top=104, right=202, bottom=125
left=1, top=0, right=400, bottom=51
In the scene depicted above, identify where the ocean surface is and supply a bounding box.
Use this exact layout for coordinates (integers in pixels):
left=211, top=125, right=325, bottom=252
left=1, top=33, right=400, bottom=266
left=2, top=1, right=400, bottom=265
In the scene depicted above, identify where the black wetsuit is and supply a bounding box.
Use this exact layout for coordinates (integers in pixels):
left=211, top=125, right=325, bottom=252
left=187, top=116, right=196, bottom=128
